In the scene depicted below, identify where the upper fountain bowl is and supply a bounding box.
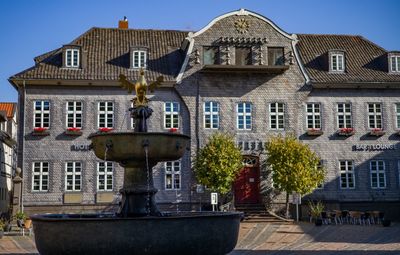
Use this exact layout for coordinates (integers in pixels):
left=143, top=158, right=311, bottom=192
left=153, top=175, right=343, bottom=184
left=88, top=132, right=190, bottom=165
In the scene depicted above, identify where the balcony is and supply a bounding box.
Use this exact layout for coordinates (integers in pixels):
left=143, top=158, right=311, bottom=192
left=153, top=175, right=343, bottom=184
left=200, top=65, right=289, bottom=74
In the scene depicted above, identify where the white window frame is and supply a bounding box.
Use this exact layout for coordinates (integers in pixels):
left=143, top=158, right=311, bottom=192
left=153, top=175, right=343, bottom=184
left=316, top=160, right=325, bottom=189
left=391, top=55, right=400, bottom=72
left=66, top=101, right=83, bottom=128
left=132, top=50, right=147, bottom=68
left=97, top=101, right=114, bottom=128
left=32, top=162, right=49, bottom=192
left=164, top=102, right=180, bottom=129
left=203, top=101, right=219, bottom=129
left=368, top=103, right=382, bottom=129
left=339, top=160, right=355, bottom=189
left=165, top=161, right=181, bottom=190
left=306, top=103, right=321, bottom=129
left=269, top=102, right=285, bottom=130
left=34, top=101, right=50, bottom=128
left=65, top=49, right=79, bottom=68
left=65, top=162, right=82, bottom=192
left=331, top=53, right=344, bottom=72
left=337, top=103, right=352, bottom=128
left=395, top=104, right=400, bottom=129
left=97, top=162, right=113, bottom=191
left=237, top=102, right=252, bottom=130
left=370, top=160, right=386, bottom=189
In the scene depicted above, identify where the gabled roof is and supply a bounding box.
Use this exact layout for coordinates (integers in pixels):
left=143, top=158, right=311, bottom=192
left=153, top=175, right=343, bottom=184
left=11, top=28, right=189, bottom=83
left=0, top=103, right=17, bottom=119
left=297, top=34, right=400, bottom=85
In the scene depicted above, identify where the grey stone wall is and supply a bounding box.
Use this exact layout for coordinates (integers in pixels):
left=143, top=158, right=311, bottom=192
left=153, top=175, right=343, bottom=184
left=22, top=86, right=190, bottom=213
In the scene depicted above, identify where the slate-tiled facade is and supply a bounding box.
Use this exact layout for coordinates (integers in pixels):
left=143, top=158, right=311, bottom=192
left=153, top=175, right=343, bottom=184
left=9, top=9, right=400, bottom=218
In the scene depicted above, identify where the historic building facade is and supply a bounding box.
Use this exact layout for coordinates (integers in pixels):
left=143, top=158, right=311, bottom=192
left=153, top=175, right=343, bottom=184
left=9, top=9, right=400, bottom=218
left=0, top=103, right=17, bottom=216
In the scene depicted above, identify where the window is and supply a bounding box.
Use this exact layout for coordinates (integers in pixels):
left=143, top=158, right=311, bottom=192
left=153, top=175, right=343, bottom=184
left=396, top=104, right=400, bottom=129
left=32, top=162, right=49, bottom=191
left=268, top=47, right=284, bottom=66
left=97, top=162, right=113, bottom=191
left=65, top=49, right=79, bottom=68
left=331, top=53, right=345, bottom=72
left=235, top=47, right=252, bottom=65
left=164, top=102, right=179, bottom=129
left=370, top=160, right=386, bottom=189
left=34, top=101, right=50, bottom=128
left=269, top=102, right=285, bottom=130
left=237, top=102, right=252, bottom=130
left=306, top=103, right=321, bottom=129
left=337, top=103, right=352, bottom=128
left=98, top=102, right=114, bottom=128
left=66, top=101, right=83, bottom=128
left=203, top=101, right=219, bottom=129
left=132, top=50, right=147, bottom=68
left=368, top=103, right=382, bottom=129
left=203, top=46, right=219, bottom=65
left=165, top=161, right=180, bottom=190
left=340, top=160, right=355, bottom=189
left=390, top=55, right=400, bottom=72
left=65, top=162, right=81, bottom=191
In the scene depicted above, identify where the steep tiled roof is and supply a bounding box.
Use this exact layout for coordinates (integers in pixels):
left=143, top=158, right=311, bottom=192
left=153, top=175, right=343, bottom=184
left=0, top=103, right=16, bottom=118
left=297, top=34, right=400, bottom=84
left=12, top=28, right=189, bottom=82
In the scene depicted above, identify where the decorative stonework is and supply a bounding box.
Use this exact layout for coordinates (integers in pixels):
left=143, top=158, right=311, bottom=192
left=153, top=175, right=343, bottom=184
left=234, top=19, right=249, bottom=34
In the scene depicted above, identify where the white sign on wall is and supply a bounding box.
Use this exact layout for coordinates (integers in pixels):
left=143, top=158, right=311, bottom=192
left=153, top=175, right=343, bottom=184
left=211, top=193, right=218, bottom=205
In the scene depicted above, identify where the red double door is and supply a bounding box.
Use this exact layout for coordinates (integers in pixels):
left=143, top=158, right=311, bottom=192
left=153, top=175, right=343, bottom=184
left=234, top=156, right=260, bottom=204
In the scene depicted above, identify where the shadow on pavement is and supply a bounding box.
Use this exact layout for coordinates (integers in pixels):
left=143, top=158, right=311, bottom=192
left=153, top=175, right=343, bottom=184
left=231, top=250, right=400, bottom=255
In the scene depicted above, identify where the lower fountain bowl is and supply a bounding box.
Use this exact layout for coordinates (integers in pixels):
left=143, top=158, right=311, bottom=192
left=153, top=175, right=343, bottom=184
left=31, top=211, right=242, bottom=255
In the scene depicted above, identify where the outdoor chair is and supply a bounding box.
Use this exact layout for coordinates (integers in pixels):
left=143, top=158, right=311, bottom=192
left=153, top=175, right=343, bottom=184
left=320, top=211, right=330, bottom=225
left=341, top=210, right=349, bottom=224
left=349, top=211, right=362, bottom=225
left=17, top=219, right=33, bottom=236
left=362, top=212, right=372, bottom=225
left=332, top=210, right=342, bottom=225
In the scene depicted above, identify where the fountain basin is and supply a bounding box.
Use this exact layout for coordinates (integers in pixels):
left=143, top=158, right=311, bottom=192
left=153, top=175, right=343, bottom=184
left=31, top=212, right=242, bottom=255
left=88, top=132, right=190, bottom=164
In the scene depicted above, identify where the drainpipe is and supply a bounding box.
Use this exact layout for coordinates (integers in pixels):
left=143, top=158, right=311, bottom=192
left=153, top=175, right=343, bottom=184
left=21, top=80, right=26, bottom=213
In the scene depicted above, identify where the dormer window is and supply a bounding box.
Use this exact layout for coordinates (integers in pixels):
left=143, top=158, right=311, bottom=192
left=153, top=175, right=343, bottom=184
left=203, top=46, right=219, bottom=65
left=389, top=54, right=400, bottom=73
left=268, top=47, right=284, bottom=66
left=132, top=50, right=147, bottom=68
left=65, top=49, right=79, bottom=68
left=329, top=51, right=345, bottom=72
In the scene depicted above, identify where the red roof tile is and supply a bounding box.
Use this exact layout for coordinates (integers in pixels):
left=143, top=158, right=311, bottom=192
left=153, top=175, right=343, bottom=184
left=0, top=103, right=16, bottom=118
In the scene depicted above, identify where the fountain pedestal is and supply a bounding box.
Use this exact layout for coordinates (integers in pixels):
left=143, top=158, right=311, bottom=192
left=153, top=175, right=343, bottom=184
left=118, top=162, right=160, bottom=217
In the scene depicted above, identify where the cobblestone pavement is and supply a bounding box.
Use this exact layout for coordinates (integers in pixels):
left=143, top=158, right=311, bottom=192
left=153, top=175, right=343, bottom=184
left=0, top=222, right=399, bottom=254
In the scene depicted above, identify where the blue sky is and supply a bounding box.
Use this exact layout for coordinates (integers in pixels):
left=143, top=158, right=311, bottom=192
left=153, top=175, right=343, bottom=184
left=1, top=0, right=399, bottom=102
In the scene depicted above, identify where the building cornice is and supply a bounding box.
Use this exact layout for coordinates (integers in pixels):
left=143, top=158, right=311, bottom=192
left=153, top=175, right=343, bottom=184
left=312, top=82, right=400, bottom=89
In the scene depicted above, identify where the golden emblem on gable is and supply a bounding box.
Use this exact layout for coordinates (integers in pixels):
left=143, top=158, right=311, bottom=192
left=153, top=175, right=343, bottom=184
left=234, top=18, right=250, bottom=34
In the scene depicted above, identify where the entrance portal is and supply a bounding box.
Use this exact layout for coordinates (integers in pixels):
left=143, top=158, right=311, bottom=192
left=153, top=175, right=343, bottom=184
left=234, top=156, right=260, bottom=204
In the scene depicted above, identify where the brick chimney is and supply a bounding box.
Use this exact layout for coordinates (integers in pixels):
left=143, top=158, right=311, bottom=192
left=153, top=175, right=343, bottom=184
left=118, top=16, right=128, bottom=29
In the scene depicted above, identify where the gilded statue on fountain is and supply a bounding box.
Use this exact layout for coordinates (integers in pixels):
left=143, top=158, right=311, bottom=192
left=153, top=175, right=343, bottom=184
left=118, top=69, right=164, bottom=132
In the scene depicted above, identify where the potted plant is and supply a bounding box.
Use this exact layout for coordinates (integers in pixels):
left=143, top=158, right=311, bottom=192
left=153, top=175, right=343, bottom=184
left=308, top=201, right=324, bottom=226
left=0, top=218, right=5, bottom=239
left=98, top=127, right=113, bottom=133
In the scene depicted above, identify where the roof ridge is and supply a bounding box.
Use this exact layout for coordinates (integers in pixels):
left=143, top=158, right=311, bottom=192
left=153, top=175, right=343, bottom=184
left=297, top=33, right=362, bottom=37
left=89, top=27, right=192, bottom=33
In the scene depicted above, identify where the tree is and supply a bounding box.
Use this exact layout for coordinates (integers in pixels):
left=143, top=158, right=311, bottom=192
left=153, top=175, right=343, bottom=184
left=265, top=134, right=325, bottom=218
left=193, top=132, right=243, bottom=196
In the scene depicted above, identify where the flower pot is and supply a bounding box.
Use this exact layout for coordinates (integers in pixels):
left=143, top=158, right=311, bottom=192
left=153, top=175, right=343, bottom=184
left=315, top=218, right=323, bottom=226
left=382, top=219, right=391, bottom=227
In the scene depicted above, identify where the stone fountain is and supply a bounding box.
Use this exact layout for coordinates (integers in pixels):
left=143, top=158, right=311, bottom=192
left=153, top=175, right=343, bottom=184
left=31, top=70, right=242, bottom=255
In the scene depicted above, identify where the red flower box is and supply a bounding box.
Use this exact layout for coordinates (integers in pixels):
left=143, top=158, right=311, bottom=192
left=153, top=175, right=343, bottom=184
left=338, top=128, right=355, bottom=136
left=370, top=128, right=385, bottom=136
left=34, top=127, right=48, bottom=132
left=169, top=128, right=178, bottom=133
left=307, top=128, right=323, bottom=136
left=66, top=127, right=83, bottom=136
left=99, top=127, right=113, bottom=133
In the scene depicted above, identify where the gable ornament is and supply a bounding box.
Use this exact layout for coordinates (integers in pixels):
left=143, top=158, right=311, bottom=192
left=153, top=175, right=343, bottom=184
left=234, top=18, right=249, bottom=34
